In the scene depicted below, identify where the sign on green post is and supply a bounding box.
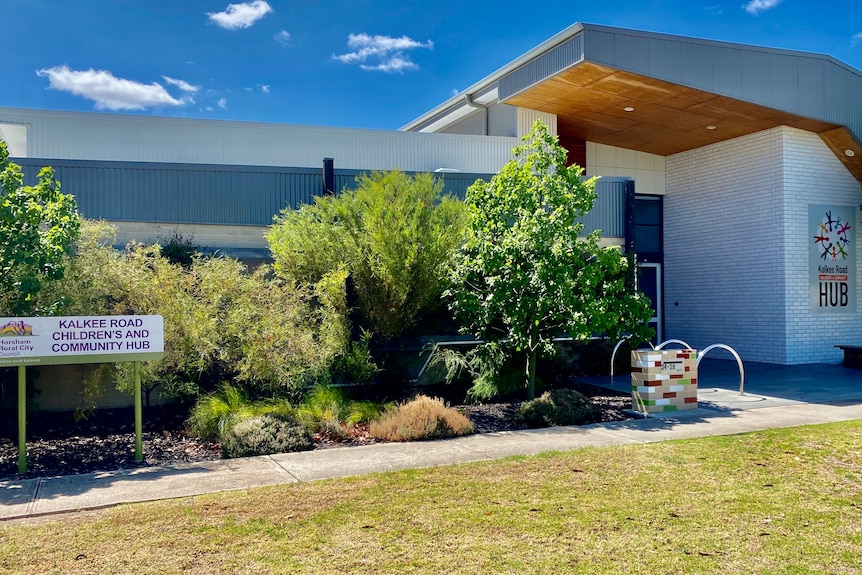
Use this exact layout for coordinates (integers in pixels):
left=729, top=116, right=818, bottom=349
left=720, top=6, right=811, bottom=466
left=0, top=315, right=165, bottom=473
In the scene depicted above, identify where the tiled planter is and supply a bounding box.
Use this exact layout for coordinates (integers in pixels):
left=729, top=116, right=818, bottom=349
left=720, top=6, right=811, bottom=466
left=631, top=349, right=698, bottom=413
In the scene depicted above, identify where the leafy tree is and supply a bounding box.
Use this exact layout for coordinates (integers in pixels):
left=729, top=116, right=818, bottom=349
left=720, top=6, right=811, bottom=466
left=0, top=141, right=80, bottom=315
left=267, top=169, right=466, bottom=340
left=447, top=121, right=653, bottom=400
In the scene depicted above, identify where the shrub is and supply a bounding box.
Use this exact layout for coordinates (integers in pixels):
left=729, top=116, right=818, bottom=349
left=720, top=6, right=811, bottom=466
left=267, top=170, right=466, bottom=340
left=158, top=233, right=200, bottom=268
left=43, top=222, right=351, bottom=402
left=220, top=413, right=313, bottom=458
left=515, top=388, right=601, bottom=429
left=297, top=384, right=384, bottom=438
left=369, top=395, right=474, bottom=441
left=187, top=383, right=296, bottom=442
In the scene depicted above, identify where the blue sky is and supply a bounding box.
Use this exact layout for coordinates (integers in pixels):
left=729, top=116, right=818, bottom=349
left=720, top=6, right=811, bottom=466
left=1, top=0, right=860, bottom=130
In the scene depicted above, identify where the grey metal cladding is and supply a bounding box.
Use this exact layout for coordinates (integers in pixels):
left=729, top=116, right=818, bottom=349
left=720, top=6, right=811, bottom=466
left=16, top=160, right=502, bottom=226
left=580, top=25, right=862, bottom=141
left=16, top=159, right=322, bottom=225
left=499, top=33, right=585, bottom=100
left=795, top=57, right=826, bottom=118
left=335, top=170, right=624, bottom=235
left=334, top=169, right=489, bottom=201
left=580, top=178, right=627, bottom=238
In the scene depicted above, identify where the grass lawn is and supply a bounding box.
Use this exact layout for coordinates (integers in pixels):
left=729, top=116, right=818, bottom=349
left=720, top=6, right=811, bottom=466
left=1, top=421, right=860, bottom=574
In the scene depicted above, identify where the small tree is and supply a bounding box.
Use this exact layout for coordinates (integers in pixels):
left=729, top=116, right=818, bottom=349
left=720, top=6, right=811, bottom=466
left=448, top=121, right=653, bottom=399
left=0, top=141, right=79, bottom=315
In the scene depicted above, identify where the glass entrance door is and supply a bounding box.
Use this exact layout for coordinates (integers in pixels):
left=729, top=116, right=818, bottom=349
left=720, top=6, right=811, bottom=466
left=637, top=263, right=662, bottom=343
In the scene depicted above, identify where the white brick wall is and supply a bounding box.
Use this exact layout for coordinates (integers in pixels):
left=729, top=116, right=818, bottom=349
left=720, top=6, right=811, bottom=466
left=665, top=126, right=862, bottom=364
left=780, top=128, right=862, bottom=363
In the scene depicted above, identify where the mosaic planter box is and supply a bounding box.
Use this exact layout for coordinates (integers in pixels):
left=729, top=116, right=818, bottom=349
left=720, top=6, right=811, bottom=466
left=631, top=349, right=698, bottom=413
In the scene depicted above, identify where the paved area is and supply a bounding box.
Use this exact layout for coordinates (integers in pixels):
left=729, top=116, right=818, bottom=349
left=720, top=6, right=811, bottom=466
left=2, top=359, right=860, bottom=522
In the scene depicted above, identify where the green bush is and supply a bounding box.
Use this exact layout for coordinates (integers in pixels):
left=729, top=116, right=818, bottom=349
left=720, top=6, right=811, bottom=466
left=187, top=383, right=296, bottom=442
left=369, top=395, right=475, bottom=441
left=515, top=388, right=601, bottom=429
left=42, top=221, right=350, bottom=402
left=267, top=170, right=466, bottom=340
left=297, top=384, right=384, bottom=438
left=158, top=233, right=200, bottom=268
left=220, top=413, right=313, bottom=458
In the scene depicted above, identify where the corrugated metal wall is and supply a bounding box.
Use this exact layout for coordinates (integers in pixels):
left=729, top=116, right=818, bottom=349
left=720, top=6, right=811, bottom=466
left=17, top=159, right=320, bottom=225
left=334, top=170, right=485, bottom=201
left=438, top=104, right=518, bottom=138
left=499, top=33, right=585, bottom=100
left=0, top=107, right=517, bottom=174
left=583, top=177, right=627, bottom=237
left=517, top=109, right=558, bottom=137
left=16, top=158, right=627, bottom=236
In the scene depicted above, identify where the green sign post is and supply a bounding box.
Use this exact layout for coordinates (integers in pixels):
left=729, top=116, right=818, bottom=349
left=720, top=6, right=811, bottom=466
left=0, top=315, right=165, bottom=474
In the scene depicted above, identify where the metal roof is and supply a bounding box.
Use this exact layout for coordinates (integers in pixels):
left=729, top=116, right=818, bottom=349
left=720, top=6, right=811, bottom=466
left=402, top=24, right=862, bottom=180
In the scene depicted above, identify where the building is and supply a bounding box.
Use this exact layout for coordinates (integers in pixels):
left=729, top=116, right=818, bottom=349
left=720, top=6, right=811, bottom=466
left=2, top=22, right=861, bottom=371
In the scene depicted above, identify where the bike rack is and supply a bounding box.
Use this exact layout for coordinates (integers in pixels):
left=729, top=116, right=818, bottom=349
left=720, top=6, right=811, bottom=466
left=698, top=343, right=746, bottom=396
left=612, top=338, right=744, bottom=396
left=610, top=336, right=654, bottom=384
left=655, top=339, right=692, bottom=350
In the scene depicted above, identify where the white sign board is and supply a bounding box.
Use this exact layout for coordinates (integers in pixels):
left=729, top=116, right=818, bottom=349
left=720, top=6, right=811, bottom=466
left=809, top=205, right=856, bottom=313
left=0, top=315, right=164, bottom=366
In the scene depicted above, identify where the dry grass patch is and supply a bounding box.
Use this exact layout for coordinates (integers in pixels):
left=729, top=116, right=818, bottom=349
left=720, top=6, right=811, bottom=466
left=1, top=421, right=860, bottom=574
left=369, top=395, right=475, bottom=441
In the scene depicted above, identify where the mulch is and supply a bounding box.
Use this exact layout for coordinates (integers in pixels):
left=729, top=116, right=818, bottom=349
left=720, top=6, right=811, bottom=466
left=0, top=382, right=634, bottom=481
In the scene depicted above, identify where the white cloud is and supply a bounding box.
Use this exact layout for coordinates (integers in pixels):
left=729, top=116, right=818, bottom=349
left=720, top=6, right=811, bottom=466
left=333, top=33, right=433, bottom=73
left=217, top=97, right=228, bottom=109
left=162, top=76, right=200, bottom=93
left=208, top=1, right=272, bottom=30
left=853, top=32, right=862, bottom=47
left=743, top=0, right=782, bottom=15
left=359, top=54, right=418, bottom=73
left=450, top=88, right=459, bottom=97
left=36, top=66, right=187, bottom=110
left=274, top=29, right=290, bottom=46
left=260, top=84, right=270, bottom=93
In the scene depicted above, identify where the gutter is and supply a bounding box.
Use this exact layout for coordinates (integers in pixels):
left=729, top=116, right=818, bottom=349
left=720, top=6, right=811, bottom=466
left=464, top=93, right=488, bottom=136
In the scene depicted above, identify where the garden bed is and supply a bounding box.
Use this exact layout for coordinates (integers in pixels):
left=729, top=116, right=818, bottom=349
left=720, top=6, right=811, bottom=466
left=0, top=382, right=633, bottom=481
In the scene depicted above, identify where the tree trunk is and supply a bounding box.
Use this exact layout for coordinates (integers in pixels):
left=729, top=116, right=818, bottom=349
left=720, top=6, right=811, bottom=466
left=526, top=347, right=538, bottom=400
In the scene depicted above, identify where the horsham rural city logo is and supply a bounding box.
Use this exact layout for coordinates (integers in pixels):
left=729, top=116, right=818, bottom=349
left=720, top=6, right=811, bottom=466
left=0, top=321, right=34, bottom=337
left=813, top=209, right=851, bottom=261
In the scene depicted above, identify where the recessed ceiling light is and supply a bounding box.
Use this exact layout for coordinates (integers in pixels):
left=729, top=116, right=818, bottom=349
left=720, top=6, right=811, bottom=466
left=623, top=107, right=635, bottom=112
left=845, top=149, right=856, bottom=157
left=706, top=125, right=717, bottom=130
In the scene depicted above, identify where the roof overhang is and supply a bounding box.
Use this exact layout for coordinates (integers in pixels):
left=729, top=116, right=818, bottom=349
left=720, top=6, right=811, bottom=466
left=403, top=24, right=862, bottom=182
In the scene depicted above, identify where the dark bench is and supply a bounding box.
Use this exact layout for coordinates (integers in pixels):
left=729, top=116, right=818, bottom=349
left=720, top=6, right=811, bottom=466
left=835, top=345, right=862, bottom=369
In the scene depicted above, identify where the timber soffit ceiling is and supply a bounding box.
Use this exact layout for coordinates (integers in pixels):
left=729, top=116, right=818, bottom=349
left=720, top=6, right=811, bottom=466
left=405, top=24, right=862, bottom=181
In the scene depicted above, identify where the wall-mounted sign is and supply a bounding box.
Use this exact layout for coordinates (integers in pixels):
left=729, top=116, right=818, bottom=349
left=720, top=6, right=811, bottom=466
left=809, top=205, right=856, bottom=313
left=0, top=315, right=164, bottom=366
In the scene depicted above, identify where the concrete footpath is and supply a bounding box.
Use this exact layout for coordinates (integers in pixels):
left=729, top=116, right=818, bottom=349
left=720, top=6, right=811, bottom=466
left=2, top=360, right=861, bottom=522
